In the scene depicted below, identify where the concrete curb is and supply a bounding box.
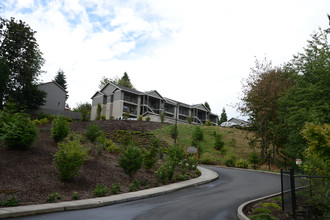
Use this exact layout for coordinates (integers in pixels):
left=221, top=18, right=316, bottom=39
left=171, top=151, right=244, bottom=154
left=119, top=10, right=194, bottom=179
left=0, top=166, right=218, bottom=219
left=237, top=192, right=282, bottom=220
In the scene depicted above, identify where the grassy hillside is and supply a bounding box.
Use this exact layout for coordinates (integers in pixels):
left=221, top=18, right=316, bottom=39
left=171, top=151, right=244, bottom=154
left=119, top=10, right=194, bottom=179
left=153, top=124, right=256, bottom=166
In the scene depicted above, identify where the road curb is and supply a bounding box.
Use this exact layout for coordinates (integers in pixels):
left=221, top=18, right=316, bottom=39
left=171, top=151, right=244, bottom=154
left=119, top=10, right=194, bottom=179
left=0, top=166, right=218, bottom=219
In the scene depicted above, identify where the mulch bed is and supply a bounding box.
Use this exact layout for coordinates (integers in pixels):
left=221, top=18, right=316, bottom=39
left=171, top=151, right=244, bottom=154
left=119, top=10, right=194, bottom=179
left=0, top=120, right=173, bottom=206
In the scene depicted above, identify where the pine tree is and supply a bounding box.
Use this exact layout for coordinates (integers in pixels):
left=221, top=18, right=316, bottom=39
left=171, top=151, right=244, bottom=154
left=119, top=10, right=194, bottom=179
left=54, top=69, right=68, bottom=100
left=219, top=108, right=228, bottom=124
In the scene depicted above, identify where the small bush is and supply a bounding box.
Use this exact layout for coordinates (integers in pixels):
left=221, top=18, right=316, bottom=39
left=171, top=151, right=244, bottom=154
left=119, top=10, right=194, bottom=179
left=167, top=145, right=185, bottom=166
left=0, top=112, right=37, bottom=150
left=214, top=134, right=224, bottom=151
left=105, top=142, right=121, bottom=154
left=186, top=156, right=198, bottom=170
left=249, top=151, right=261, bottom=169
left=129, top=179, right=140, bottom=192
left=51, top=116, right=70, bottom=142
left=186, top=116, right=192, bottom=124
left=110, top=183, right=121, bottom=194
left=192, top=126, right=203, bottom=142
left=54, top=139, right=88, bottom=181
left=85, top=124, right=101, bottom=143
left=101, top=115, right=106, bottom=120
left=119, top=146, right=143, bottom=178
left=96, top=103, right=102, bottom=120
left=146, top=116, right=151, bottom=122
left=138, top=115, right=143, bottom=121
left=169, top=125, right=178, bottom=140
left=225, top=155, right=237, bottom=167
left=93, top=184, right=108, bottom=197
left=160, top=111, right=165, bottom=123
left=46, top=192, right=62, bottom=203
left=144, top=148, right=157, bottom=171
left=205, top=120, right=212, bottom=126
left=236, top=158, right=248, bottom=168
left=72, top=192, right=79, bottom=200
left=1, top=196, right=20, bottom=207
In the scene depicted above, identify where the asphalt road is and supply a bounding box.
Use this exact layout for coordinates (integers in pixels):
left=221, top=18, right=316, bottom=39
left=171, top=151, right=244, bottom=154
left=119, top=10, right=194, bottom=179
left=12, top=166, right=280, bottom=220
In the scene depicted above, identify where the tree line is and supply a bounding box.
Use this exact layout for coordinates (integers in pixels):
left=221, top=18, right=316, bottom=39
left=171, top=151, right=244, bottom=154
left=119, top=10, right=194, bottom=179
left=238, top=17, right=330, bottom=166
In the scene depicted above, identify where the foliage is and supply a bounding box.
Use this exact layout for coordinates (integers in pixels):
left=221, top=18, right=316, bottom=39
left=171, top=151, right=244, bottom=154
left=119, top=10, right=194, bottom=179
left=54, top=69, right=68, bottom=100
left=0, top=196, right=20, bottom=207
left=101, top=115, right=106, bottom=120
left=219, top=108, right=228, bottom=125
left=72, top=192, right=79, bottom=200
left=169, top=125, right=178, bottom=139
left=46, top=192, right=62, bottom=203
left=167, top=145, right=185, bottom=166
left=146, top=116, right=151, bottom=122
left=155, top=162, right=174, bottom=184
left=118, top=146, right=143, bottom=178
left=160, top=111, right=165, bottom=123
left=138, top=115, right=143, bottom=121
left=214, top=134, right=224, bottom=151
left=186, top=156, right=198, bottom=170
left=301, top=123, right=330, bottom=177
left=73, top=102, right=91, bottom=121
left=236, top=158, right=248, bottom=168
left=110, top=183, right=121, bottom=194
left=192, top=126, right=203, bottom=142
left=0, top=17, right=46, bottom=110
left=238, top=57, right=294, bottom=159
left=205, top=120, right=213, bottom=126
left=99, top=72, right=135, bottom=89
left=224, top=155, right=237, bottom=167
left=144, top=148, right=157, bottom=171
left=93, top=184, right=108, bottom=197
left=259, top=202, right=281, bottom=210
left=129, top=179, right=140, bottom=192
left=249, top=213, right=279, bottom=220
left=96, top=103, right=102, bottom=120
left=54, top=138, right=88, bottom=181
left=51, top=116, right=70, bottom=142
left=0, top=112, right=37, bottom=150
left=204, top=101, right=211, bottom=111
left=186, top=116, right=192, bottom=124
left=102, top=138, right=121, bottom=154
left=249, top=151, right=261, bottom=169
left=85, top=123, right=101, bottom=143
left=253, top=207, right=271, bottom=214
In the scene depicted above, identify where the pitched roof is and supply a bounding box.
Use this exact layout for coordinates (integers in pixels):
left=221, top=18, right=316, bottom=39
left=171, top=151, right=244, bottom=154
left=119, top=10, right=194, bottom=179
left=191, top=104, right=210, bottom=112
left=38, top=81, right=67, bottom=93
left=144, top=90, right=165, bottom=100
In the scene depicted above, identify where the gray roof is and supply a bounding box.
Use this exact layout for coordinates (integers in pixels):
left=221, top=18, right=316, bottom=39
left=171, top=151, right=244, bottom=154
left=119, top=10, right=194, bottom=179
left=113, top=83, right=143, bottom=95
left=38, top=81, right=67, bottom=93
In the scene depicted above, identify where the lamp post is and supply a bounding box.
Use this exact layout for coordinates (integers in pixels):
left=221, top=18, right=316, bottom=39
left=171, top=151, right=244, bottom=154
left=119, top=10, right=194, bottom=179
left=174, top=104, right=178, bottom=145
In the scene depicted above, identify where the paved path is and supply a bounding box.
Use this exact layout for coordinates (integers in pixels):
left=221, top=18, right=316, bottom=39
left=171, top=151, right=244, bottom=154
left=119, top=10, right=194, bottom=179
left=8, top=166, right=280, bottom=220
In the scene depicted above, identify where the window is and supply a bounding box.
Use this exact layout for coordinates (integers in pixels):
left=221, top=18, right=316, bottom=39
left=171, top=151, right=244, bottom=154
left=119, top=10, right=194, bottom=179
left=57, top=101, right=61, bottom=107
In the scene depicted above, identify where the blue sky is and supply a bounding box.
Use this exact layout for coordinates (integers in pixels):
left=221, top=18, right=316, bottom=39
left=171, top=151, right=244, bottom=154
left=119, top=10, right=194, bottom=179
left=1, top=0, right=329, bottom=119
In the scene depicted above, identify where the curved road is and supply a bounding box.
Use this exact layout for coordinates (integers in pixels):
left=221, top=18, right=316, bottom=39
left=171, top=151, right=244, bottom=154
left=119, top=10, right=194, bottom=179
left=13, top=166, right=280, bottom=220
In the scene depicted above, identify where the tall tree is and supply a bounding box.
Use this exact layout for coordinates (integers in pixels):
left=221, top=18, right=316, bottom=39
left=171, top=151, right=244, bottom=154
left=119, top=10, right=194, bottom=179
left=54, top=69, right=68, bottom=100
left=277, top=27, right=330, bottom=159
left=0, top=17, right=46, bottom=110
left=219, top=108, right=228, bottom=124
left=204, top=102, right=211, bottom=111
left=239, top=58, right=294, bottom=158
left=118, top=72, right=134, bottom=89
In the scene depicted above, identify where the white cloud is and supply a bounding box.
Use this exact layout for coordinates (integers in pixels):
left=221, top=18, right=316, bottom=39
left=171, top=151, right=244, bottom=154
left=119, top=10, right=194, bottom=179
left=1, top=0, right=329, bottom=118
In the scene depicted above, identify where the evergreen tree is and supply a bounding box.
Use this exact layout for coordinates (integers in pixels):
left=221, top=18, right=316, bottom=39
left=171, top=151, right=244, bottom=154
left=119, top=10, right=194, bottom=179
left=0, top=17, right=46, bottom=110
left=54, top=69, right=68, bottom=100
left=99, top=72, right=134, bottom=89
left=118, top=72, right=134, bottom=89
left=219, top=108, right=228, bottom=124
left=204, top=101, right=211, bottom=111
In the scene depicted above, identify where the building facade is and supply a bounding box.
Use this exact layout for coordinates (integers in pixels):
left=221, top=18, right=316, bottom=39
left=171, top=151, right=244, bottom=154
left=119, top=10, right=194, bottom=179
left=91, top=83, right=218, bottom=125
left=38, top=81, right=67, bottom=111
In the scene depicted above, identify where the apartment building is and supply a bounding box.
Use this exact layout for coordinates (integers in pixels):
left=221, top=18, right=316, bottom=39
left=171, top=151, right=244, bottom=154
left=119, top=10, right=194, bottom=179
left=91, top=82, right=218, bottom=125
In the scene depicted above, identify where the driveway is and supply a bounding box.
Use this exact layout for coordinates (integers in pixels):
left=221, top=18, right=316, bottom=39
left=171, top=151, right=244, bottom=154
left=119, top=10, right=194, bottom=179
left=11, top=166, right=280, bottom=220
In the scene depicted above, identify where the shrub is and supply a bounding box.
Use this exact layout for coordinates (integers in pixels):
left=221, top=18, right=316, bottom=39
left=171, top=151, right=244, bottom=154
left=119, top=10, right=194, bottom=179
left=186, top=116, right=192, bottom=124
left=72, top=192, right=79, bottom=200
left=1, top=196, right=20, bottom=207
left=46, top=192, right=62, bottom=203
left=93, top=184, right=108, bottom=197
left=192, top=126, right=203, bottom=142
left=54, top=139, right=88, bottom=181
left=138, top=115, right=143, bottom=121
left=169, top=125, right=178, bottom=139
left=110, top=183, right=121, bottom=194
left=96, top=103, right=102, bottom=120
left=118, top=146, right=143, bottom=178
left=167, top=145, right=185, bottom=166
left=154, top=164, right=170, bottom=184
left=129, top=179, right=140, bottom=192
left=250, top=213, right=279, bottom=220
left=214, top=134, right=224, bottom=151
left=205, top=120, right=213, bottom=126
left=146, top=116, right=151, bottom=122
left=249, top=151, right=261, bottom=169
left=85, top=124, right=101, bottom=143
left=144, top=148, right=157, bottom=171
left=105, top=142, right=121, bottom=154
left=186, top=156, right=198, bottom=170
left=236, top=158, right=248, bottom=168
left=51, top=116, right=70, bottom=142
left=253, top=207, right=271, bottom=214
left=225, top=155, right=237, bottom=167
left=0, top=112, right=37, bottom=150
left=101, top=115, right=106, bottom=120
left=160, top=111, right=165, bottom=123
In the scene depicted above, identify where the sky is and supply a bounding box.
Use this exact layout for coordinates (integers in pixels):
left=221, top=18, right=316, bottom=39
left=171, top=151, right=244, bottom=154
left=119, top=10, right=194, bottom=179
left=1, top=0, right=329, bottom=119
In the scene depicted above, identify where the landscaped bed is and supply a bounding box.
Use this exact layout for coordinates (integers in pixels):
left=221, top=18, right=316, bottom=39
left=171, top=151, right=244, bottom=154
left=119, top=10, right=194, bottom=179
left=0, top=120, right=200, bottom=206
